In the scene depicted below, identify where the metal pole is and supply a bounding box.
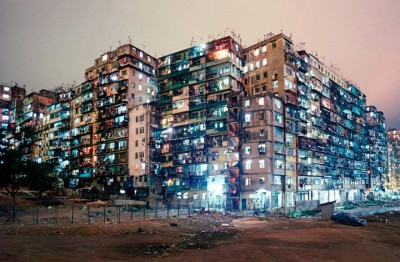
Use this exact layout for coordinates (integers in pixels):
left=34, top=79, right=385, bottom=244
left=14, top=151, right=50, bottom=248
left=178, top=202, right=180, bottom=217
left=88, top=205, right=91, bottom=224
left=103, top=204, right=106, bottom=223
left=130, top=206, right=133, bottom=221
left=155, top=201, right=158, bottom=219
left=71, top=201, right=74, bottom=224
left=167, top=201, right=170, bottom=219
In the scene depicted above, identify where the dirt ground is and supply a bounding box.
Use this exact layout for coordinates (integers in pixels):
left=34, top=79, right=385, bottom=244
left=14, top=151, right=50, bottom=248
left=1, top=195, right=400, bottom=262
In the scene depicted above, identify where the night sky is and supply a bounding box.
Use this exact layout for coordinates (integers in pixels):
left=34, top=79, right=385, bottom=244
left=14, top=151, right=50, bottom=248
left=1, top=0, right=399, bottom=128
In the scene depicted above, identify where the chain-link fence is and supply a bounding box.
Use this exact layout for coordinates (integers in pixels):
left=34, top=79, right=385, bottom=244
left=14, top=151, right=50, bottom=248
left=1, top=198, right=212, bottom=225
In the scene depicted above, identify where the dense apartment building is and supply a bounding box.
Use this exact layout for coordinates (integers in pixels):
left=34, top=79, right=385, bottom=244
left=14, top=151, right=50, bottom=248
left=75, top=44, right=159, bottom=194
left=153, top=37, right=244, bottom=209
left=388, top=129, right=400, bottom=192
left=12, top=89, right=56, bottom=158
left=3, top=32, right=391, bottom=210
left=0, top=84, right=26, bottom=148
left=366, top=106, right=388, bottom=194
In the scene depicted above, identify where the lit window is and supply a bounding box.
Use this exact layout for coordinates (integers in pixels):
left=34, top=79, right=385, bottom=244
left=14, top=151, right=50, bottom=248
left=273, top=175, right=282, bottom=184
left=258, top=97, right=264, bottom=105
left=273, top=80, right=278, bottom=89
left=245, top=113, right=251, bottom=123
left=249, top=63, right=254, bottom=71
left=102, top=54, right=108, bottom=61
left=255, top=61, right=260, bottom=68
left=273, top=98, right=282, bottom=109
left=138, top=85, right=142, bottom=91
left=260, top=177, right=265, bottom=184
left=262, top=58, right=267, bottom=66
left=254, top=49, right=259, bottom=56
left=139, top=73, right=143, bottom=80
left=141, top=162, right=146, bottom=170
left=259, top=159, right=265, bottom=168
left=245, top=160, right=252, bottom=170
left=243, top=66, right=248, bottom=73
left=258, top=143, right=266, bottom=154
left=261, top=45, right=267, bottom=53
left=245, top=146, right=251, bottom=154
left=244, top=100, right=250, bottom=107
left=140, top=51, right=143, bottom=58
left=245, top=177, right=251, bottom=186
left=2, top=94, right=9, bottom=99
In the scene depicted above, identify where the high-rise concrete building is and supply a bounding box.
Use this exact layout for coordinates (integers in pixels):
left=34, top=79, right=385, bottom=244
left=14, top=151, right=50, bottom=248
left=79, top=44, right=158, bottom=194
left=366, top=106, right=388, bottom=195
left=2, top=31, right=390, bottom=210
left=154, top=37, right=244, bottom=209
left=1, top=84, right=26, bottom=148
left=388, top=129, right=400, bottom=192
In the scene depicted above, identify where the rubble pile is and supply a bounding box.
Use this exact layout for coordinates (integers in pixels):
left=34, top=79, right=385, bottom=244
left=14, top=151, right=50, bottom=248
left=361, top=211, right=400, bottom=223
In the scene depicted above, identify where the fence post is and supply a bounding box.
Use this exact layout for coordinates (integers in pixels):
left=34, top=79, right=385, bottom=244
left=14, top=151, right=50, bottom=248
left=117, top=207, right=121, bottom=224
left=167, top=201, right=170, bottom=219
left=88, top=205, right=91, bottom=224
left=54, top=206, right=58, bottom=225
left=71, top=201, right=74, bottom=224
left=155, top=200, right=158, bottom=219
left=103, top=204, right=106, bottom=223
left=177, top=202, right=180, bottom=217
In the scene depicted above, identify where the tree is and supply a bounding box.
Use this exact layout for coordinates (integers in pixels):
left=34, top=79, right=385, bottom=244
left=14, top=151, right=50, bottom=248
left=0, top=148, right=57, bottom=223
left=0, top=148, right=29, bottom=223
left=25, top=161, right=58, bottom=197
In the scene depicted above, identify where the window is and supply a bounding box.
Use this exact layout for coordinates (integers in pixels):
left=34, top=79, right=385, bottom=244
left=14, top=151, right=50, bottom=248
left=263, top=71, right=268, bottom=78
left=286, top=66, right=292, bottom=76
left=273, top=80, right=278, bottom=89
left=135, top=140, right=138, bottom=147
left=261, top=45, right=267, bottom=53
left=259, top=159, right=265, bottom=168
left=258, top=97, right=264, bottom=105
left=262, top=58, right=267, bottom=66
left=258, top=143, right=266, bottom=154
left=274, top=113, right=283, bottom=123
left=259, top=111, right=265, bottom=120
left=273, top=175, right=282, bottom=184
left=135, top=152, right=138, bottom=159
left=138, top=85, right=142, bottom=91
left=259, top=177, right=265, bottom=184
left=244, top=100, right=250, bottom=107
left=136, top=128, right=138, bottom=134
left=245, top=178, right=251, bottom=186
left=254, top=49, right=259, bottom=56
left=274, top=127, right=283, bottom=138
left=273, top=98, right=282, bottom=109
left=272, top=41, right=276, bottom=48
left=140, top=127, right=145, bottom=134
left=284, top=79, right=293, bottom=90
left=260, top=129, right=265, bottom=136
left=140, top=115, right=144, bottom=121
left=245, top=113, right=251, bottom=123
left=245, top=160, right=252, bottom=170
left=142, top=138, right=146, bottom=145
left=245, top=146, right=251, bottom=154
